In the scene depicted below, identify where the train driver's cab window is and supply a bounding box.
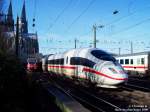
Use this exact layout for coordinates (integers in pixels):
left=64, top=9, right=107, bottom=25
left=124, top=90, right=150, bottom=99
left=130, top=59, right=133, bottom=65
left=120, top=59, right=124, bottom=64
left=116, top=60, right=119, bottom=63
left=141, top=58, right=144, bottom=64
left=91, top=50, right=116, bottom=61
left=125, top=59, right=129, bottom=64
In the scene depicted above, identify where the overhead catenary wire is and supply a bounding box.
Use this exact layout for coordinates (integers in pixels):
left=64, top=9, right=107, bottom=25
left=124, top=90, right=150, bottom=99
left=128, top=0, right=136, bottom=14
left=65, top=0, right=96, bottom=32
left=111, top=17, right=150, bottom=36
left=93, top=4, right=150, bottom=38
left=105, top=4, right=150, bottom=27
left=43, top=1, right=150, bottom=53
left=76, top=1, right=150, bottom=40
left=33, top=0, right=37, bottom=19
left=48, top=0, right=73, bottom=31
left=32, top=0, right=37, bottom=30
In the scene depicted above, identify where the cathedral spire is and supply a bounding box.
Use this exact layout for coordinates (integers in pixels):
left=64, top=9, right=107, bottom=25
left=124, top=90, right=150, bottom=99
left=7, top=0, right=13, bottom=22
left=7, top=0, right=14, bottom=31
left=21, top=0, right=26, bottom=21
left=20, top=0, right=28, bottom=33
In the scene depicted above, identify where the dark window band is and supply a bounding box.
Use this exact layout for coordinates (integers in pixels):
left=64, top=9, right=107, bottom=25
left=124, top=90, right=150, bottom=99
left=91, top=50, right=116, bottom=61
left=48, top=58, right=64, bottom=65
left=70, top=57, right=95, bottom=67
left=48, top=57, right=95, bottom=68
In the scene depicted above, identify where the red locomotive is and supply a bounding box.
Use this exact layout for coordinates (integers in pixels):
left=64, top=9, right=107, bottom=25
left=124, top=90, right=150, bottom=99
left=27, top=58, right=38, bottom=71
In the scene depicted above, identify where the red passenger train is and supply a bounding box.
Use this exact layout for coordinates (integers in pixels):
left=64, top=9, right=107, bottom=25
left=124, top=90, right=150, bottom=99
left=27, top=58, right=39, bottom=71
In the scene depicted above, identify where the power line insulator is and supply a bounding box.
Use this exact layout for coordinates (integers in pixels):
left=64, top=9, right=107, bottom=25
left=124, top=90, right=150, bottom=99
left=32, top=23, right=35, bottom=27
left=33, top=18, right=35, bottom=22
left=113, top=10, right=119, bottom=14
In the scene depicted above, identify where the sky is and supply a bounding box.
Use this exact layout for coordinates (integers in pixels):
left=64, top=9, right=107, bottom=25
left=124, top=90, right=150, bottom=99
left=4, top=0, right=150, bottom=55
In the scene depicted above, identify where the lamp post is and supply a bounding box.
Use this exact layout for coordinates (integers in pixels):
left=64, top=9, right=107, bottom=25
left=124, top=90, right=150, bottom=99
left=119, top=47, right=121, bottom=55
left=93, top=24, right=104, bottom=48
left=130, top=41, right=133, bottom=54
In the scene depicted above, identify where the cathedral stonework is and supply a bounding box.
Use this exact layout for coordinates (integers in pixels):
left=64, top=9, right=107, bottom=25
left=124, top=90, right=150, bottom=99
left=0, top=0, right=39, bottom=62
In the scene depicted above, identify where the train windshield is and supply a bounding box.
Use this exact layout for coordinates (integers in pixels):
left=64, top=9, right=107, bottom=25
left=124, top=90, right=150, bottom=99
left=91, top=50, right=116, bottom=61
left=27, top=58, right=37, bottom=63
left=28, top=61, right=36, bottom=64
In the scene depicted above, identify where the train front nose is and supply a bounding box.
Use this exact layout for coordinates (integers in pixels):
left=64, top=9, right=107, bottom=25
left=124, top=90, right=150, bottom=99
left=100, top=65, right=128, bottom=86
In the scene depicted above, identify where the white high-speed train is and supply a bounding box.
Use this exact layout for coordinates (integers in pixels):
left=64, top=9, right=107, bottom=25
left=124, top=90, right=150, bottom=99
left=42, top=48, right=128, bottom=88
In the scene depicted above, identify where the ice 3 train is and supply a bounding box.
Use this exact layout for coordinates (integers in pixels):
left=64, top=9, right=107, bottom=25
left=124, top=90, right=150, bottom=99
left=42, top=48, right=128, bottom=88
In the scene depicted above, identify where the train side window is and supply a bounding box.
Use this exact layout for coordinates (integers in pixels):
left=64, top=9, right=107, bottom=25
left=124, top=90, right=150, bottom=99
left=70, top=57, right=79, bottom=65
left=141, top=58, right=144, bottom=64
left=54, top=60, right=56, bottom=65
left=66, top=57, right=68, bottom=64
left=137, top=58, right=141, bottom=65
left=125, top=59, right=129, bottom=64
left=120, top=59, right=124, bottom=64
left=130, top=59, right=133, bottom=64
left=60, top=58, right=64, bottom=65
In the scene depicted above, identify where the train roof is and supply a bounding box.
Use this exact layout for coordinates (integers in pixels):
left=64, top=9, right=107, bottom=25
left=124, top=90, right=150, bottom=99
left=115, top=51, right=150, bottom=57
left=42, top=54, right=53, bottom=58
left=63, top=47, right=110, bottom=53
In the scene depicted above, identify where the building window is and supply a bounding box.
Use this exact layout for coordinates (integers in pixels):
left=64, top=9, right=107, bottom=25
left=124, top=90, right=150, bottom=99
left=120, top=59, right=124, bottom=64
left=125, top=59, right=129, bottom=64
left=130, top=59, right=133, bottom=64
left=141, top=58, right=144, bottom=64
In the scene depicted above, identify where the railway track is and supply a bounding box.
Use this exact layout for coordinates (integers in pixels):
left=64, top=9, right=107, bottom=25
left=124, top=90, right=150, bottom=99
left=43, top=73, right=150, bottom=111
left=69, top=88, right=120, bottom=112
left=54, top=79, right=121, bottom=112
left=48, top=75, right=127, bottom=112
left=125, top=77, right=150, bottom=92
left=123, top=83, right=150, bottom=92
left=129, top=77, right=150, bottom=82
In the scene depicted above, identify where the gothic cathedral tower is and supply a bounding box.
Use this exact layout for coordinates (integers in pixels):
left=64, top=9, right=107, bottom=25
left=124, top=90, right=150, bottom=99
left=20, top=0, right=28, bottom=33
left=7, top=0, right=14, bottom=32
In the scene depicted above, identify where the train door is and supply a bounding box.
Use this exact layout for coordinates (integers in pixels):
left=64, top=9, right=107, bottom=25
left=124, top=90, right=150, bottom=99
left=64, top=56, right=69, bottom=65
left=70, top=57, right=82, bottom=78
left=77, top=65, right=85, bottom=79
left=73, top=57, right=85, bottom=79
left=64, top=56, right=72, bottom=77
left=147, top=54, right=150, bottom=74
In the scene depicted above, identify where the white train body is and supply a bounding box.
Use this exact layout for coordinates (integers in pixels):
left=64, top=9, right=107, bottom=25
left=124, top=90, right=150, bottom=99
left=42, top=54, right=53, bottom=72
left=115, top=52, right=150, bottom=76
left=45, top=48, right=128, bottom=88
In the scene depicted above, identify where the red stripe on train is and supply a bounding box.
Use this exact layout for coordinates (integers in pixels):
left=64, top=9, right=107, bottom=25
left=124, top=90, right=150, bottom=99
left=123, top=66, right=147, bottom=69
left=48, top=65, right=127, bottom=80
left=48, top=66, right=128, bottom=80
left=83, top=68, right=128, bottom=80
left=48, top=65, right=76, bottom=69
